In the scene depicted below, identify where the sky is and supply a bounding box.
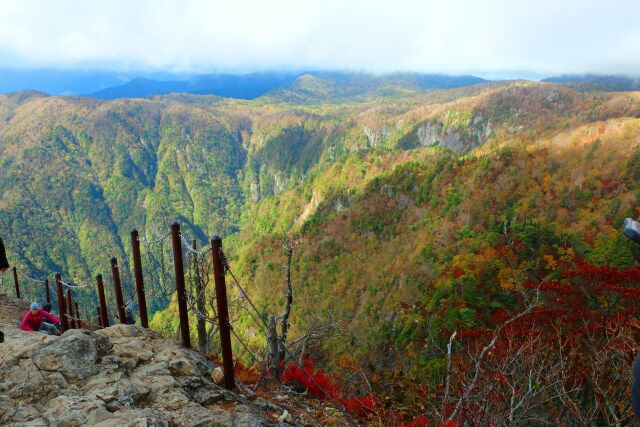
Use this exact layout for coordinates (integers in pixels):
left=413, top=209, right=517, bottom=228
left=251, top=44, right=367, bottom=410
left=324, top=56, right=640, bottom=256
left=0, top=0, right=638, bottom=80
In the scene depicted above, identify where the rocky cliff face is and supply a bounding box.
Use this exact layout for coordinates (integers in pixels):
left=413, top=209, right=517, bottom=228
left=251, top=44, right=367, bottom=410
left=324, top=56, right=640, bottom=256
left=0, top=294, right=324, bottom=427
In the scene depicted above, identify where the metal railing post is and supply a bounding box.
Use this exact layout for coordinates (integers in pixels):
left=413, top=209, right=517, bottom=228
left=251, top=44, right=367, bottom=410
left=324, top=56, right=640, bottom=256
left=171, top=221, right=191, bottom=348
left=45, top=278, right=50, bottom=304
left=131, top=229, right=149, bottom=328
left=211, top=235, right=235, bottom=390
left=13, top=267, right=20, bottom=299
left=67, top=289, right=75, bottom=329
left=74, top=301, right=81, bottom=327
left=110, top=257, right=127, bottom=324
left=96, top=274, right=109, bottom=328
left=55, top=273, right=69, bottom=332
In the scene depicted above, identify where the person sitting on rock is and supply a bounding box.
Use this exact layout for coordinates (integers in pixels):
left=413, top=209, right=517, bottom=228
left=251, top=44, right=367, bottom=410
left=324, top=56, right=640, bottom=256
left=41, top=303, right=60, bottom=334
left=20, top=302, right=60, bottom=335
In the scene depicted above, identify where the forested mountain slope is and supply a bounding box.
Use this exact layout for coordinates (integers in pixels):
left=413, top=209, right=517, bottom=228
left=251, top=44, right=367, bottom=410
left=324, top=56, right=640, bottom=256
left=227, top=85, right=640, bottom=424
left=0, top=80, right=520, bottom=282
left=1, top=81, right=640, bottom=358
left=0, top=92, right=245, bottom=282
left=3, top=81, right=640, bottom=423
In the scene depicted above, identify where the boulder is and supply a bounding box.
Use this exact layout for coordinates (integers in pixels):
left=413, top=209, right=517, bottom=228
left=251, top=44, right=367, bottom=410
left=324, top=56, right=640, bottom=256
left=0, top=295, right=331, bottom=426
left=32, top=329, right=111, bottom=381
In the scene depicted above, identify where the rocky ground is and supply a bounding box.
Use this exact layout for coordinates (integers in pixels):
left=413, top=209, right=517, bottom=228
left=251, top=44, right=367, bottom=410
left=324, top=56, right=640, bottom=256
left=0, top=293, right=345, bottom=426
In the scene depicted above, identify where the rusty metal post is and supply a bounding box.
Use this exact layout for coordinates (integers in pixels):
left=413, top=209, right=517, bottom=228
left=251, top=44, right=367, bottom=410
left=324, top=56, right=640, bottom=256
left=171, top=221, right=191, bottom=348
left=131, top=229, right=149, bottom=328
left=75, top=301, right=81, bottom=327
left=13, top=267, right=20, bottom=299
left=96, top=274, right=109, bottom=328
left=110, top=257, right=127, bottom=324
left=211, top=235, right=235, bottom=390
left=67, top=289, right=76, bottom=329
left=84, top=306, right=91, bottom=329
left=45, top=278, right=51, bottom=304
left=55, top=274, right=69, bottom=333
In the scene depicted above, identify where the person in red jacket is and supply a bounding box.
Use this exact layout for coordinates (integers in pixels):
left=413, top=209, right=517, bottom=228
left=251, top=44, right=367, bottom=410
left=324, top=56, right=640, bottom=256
left=21, top=302, right=60, bottom=335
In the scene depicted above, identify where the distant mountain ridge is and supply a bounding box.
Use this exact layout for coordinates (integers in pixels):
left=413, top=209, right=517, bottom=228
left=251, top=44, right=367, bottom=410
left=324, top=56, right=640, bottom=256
left=265, top=72, right=488, bottom=103
left=88, top=71, right=489, bottom=101
left=542, top=73, right=640, bottom=91
left=4, top=69, right=640, bottom=101
left=0, top=68, right=488, bottom=100
left=88, top=72, right=301, bottom=100
left=0, top=69, right=194, bottom=96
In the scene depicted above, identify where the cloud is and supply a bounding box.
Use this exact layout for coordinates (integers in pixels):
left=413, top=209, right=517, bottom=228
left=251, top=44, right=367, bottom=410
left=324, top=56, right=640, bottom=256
left=0, top=0, right=638, bottom=77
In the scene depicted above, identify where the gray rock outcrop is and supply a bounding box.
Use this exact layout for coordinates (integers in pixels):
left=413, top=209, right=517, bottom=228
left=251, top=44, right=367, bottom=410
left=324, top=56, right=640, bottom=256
left=0, top=294, right=288, bottom=426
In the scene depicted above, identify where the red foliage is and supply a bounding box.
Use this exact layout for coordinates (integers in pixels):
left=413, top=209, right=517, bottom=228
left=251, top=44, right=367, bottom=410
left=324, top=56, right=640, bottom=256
left=397, top=415, right=430, bottom=427
left=447, top=260, right=640, bottom=424
left=281, top=359, right=377, bottom=417
left=282, top=359, right=340, bottom=399
left=341, top=394, right=376, bottom=416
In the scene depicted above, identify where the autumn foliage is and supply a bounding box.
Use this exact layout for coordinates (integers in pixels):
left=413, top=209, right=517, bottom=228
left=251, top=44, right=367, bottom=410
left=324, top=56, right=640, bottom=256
left=432, top=260, right=640, bottom=425
left=281, top=359, right=377, bottom=417
left=203, top=84, right=640, bottom=424
left=287, top=260, right=640, bottom=425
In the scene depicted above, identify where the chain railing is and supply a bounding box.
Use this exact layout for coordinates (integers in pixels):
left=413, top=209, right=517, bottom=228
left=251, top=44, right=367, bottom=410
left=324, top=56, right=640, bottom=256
left=3, top=222, right=362, bottom=426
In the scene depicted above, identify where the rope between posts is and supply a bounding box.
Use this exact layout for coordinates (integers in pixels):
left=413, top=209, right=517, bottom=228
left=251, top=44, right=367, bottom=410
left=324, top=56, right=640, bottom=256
left=143, top=283, right=176, bottom=298
left=224, top=263, right=359, bottom=425
left=122, top=293, right=136, bottom=311
left=120, top=250, right=133, bottom=282
left=120, top=276, right=136, bottom=307
left=17, top=271, right=45, bottom=284
left=228, top=326, right=325, bottom=427
left=140, top=230, right=172, bottom=246
left=225, top=267, right=268, bottom=327
left=63, top=313, right=89, bottom=323
left=106, top=262, right=136, bottom=312
left=184, top=292, right=218, bottom=325
left=112, top=253, right=137, bottom=307
left=60, top=280, right=92, bottom=289
left=179, top=232, right=208, bottom=256
left=141, top=235, right=175, bottom=300
left=223, top=266, right=270, bottom=336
